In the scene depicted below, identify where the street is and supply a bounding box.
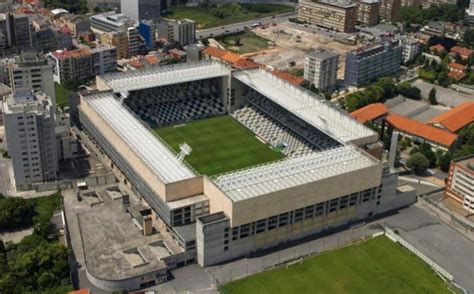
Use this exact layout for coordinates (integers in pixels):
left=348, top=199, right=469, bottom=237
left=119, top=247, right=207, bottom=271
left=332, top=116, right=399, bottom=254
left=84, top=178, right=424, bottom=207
left=196, top=12, right=296, bottom=39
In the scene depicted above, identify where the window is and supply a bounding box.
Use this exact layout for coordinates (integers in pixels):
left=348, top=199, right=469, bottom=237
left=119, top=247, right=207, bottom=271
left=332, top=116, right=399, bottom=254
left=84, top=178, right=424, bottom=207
left=256, top=219, right=266, bottom=234
left=278, top=213, right=289, bottom=227
left=268, top=216, right=278, bottom=230
left=305, top=205, right=314, bottom=219
left=294, top=209, right=304, bottom=223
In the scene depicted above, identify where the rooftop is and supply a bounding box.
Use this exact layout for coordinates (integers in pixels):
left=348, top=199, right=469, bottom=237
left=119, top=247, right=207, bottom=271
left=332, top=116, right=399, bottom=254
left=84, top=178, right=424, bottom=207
left=214, top=145, right=378, bottom=201
left=350, top=103, right=389, bottom=123
left=428, top=102, right=474, bottom=133
left=98, top=61, right=230, bottom=92
left=307, top=49, right=340, bottom=60
left=233, top=69, right=377, bottom=144
left=454, top=155, right=474, bottom=173
left=450, top=46, right=474, bottom=57
left=83, top=91, right=196, bottom=183
left=385, top=114, right=458, bottom=147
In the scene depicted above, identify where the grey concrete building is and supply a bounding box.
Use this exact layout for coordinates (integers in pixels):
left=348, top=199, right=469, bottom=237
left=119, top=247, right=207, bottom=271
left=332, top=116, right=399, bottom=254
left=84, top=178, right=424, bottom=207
left=2, top=89, right=58, bottom=190
left=158, top=18, right=196, bottom=46
left=304, top=49, right=339, bottom=90
left=120, top=0, right=160, bottom=21
left=344, top=39, right=402, bottom=87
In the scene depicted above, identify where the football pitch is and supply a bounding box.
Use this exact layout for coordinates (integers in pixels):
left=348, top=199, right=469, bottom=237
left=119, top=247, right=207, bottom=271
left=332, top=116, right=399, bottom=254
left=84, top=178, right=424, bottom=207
left=220, top=236, right=451, bottom=294
left=155, top=116, right=284, bottom=176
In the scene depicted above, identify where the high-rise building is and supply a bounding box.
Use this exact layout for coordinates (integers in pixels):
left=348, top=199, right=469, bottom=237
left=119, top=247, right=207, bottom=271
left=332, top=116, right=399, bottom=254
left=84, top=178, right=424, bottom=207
left=357, top=0, right=380, bottom=26
left=379, top=0, right=401, bottom=22
left=445, top=155, right=474, bottom=213
left=344, top=40, right=402, bottom=87
left=304, top=49, right=339, bottom=90
left=466, top=0, right=474, bottom=24
left=138, top=20, right=156, bottom=49
left=120, top=0, right=160, bottom=21
left=158, top=18, right=195, bottom=46
left=400, top=37, right=421, bottom=64
left=8, top=52, right=56, bottom=106
left=298, top=0, right=357, bottom=33
left=2, top=89, right=58, bottom=190
left=9, top=14, right=35, bottom=51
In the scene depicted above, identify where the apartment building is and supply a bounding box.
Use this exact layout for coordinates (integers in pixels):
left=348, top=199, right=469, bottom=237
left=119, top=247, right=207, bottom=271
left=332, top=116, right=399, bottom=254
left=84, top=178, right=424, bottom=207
left=401, top=0, right=421, bottom=7
left=357, top=0, right=380, bottom=26
left=8, top=52, right=55, bottom=105
left=400, top=37, right=421, bottom=64
left=100, top=31, right=129, bottom=59
left=467, top=0, right=474, bottom=24
left=121, top=0, right=160, bottom=21
left=422, top=0, right=458, bottom=8
left=48, top=45, right=117, bottom=84
left=304, top=49, right=339, bottom=90
left=298, top=0, right=357, bottom=33
left=344, top=40, right=402, bottom=87
left=2, top=89, right=58, bottom=190
left=445, top=156, right=474, bottom=213
left=0, top=13, right=36, bottom=52
left=379, top=0, right=401, bottom=22
left=158, top=18, right=196, bottom=46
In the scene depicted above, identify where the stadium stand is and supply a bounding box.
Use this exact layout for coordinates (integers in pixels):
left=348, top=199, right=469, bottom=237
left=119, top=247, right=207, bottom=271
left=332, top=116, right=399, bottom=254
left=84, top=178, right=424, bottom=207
left=125, top=78, right=226, bottom=127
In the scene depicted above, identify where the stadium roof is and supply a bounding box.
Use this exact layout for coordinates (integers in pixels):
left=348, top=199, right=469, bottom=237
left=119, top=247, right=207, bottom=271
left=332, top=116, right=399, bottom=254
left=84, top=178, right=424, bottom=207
left=214, top=146, right=378, bottom=201
left=350, top=103, right=389, bottom=123
left=385, top=114, right=458, bottom=147
left=99, top=61, right=230, bottom=93
left=233, top=69, right=377, bottom=144
left=428, top=102, right=474, bottom=133
left=84, top=91, right=196, bottom=183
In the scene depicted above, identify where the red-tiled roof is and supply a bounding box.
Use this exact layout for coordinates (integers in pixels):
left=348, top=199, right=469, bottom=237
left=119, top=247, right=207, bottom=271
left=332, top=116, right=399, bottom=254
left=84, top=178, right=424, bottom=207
left=428, top=102, right=474, bottom=133
left=51, top=48, right=91, bottom=60
left=448, top=62, right=466, bottom=71
left=68, top=289, right=90, bottom=294
left=350, top=103, right=389, bottom=123
left=429, top=44, right=445, bottom=53
left=271, top=70, right=305, bottom=86
left=450, top=46, right=474, bottom=58
left=233, top=58, right=260, bottom=70
left=385, top=114, right=458, bottom=147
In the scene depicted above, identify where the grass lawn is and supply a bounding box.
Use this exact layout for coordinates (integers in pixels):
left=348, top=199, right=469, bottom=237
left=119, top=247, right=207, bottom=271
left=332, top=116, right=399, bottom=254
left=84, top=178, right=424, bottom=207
left=165, top=4, right=294, bottom=29
left=418, top=68, right=437, bottom=81
left=218, top=31, right=270, bottom=54
left=220, top=236, right=451, bottom=294
left=31, top=192, right=62, bottom=223
left=155, top=116, right=284, bottom=176
left=55, top=83, right=69, bottom=108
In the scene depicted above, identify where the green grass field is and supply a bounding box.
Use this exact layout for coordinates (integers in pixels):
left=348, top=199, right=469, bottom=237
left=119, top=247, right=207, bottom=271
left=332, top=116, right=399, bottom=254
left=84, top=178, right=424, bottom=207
left=220, top=236, right=451, bottom=294
left=218, top=31, right=270, bottom=54
left=165, top=4, right=294, bottom=29
left=155, top=116, right=284, bottom=176
left=54, top=83, right=69, bottom=108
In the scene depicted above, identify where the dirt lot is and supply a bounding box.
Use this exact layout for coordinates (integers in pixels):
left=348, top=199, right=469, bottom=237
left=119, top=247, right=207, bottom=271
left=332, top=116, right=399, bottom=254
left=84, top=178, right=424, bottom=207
left=248, top=23, right=358, bottom=79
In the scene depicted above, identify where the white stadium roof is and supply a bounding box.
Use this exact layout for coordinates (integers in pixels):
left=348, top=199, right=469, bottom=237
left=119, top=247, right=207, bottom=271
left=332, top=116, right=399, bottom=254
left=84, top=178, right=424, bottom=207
left=233, top=69, right=377, bottom=144
left=84, top=91, right=196, bottom=183
left=99, top=61, right=230, bottom=93
left=214, top=146, right=378, bottom=201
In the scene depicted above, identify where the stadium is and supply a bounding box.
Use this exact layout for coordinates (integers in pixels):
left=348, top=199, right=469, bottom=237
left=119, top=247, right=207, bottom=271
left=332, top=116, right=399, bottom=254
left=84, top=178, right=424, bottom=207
left=78, top=61, right=416, bottom=290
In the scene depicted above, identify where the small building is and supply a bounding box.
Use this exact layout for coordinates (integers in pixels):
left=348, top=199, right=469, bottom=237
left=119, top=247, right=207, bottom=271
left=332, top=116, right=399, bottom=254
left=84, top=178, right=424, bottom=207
left=350, top=103, right=389, bottom=124
left=384, top=114, right=458, bottom=150
left=447, top=62, right=467, bottom=81
left=450, top=46, right=474, bottom=60
left=428, top=102, right=474, bottom=133
left=429, top=44, right=446, bottom=55
left=304, top=49, right=339, bottom=90
left=445, top=155, right=474, bottom=213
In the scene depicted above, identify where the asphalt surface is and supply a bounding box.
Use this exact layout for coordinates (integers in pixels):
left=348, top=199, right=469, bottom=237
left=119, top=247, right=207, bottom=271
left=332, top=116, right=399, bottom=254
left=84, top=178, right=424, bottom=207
left=196, top=12, right=296, bottom=39
left=412, top=79, right=474, bottom=108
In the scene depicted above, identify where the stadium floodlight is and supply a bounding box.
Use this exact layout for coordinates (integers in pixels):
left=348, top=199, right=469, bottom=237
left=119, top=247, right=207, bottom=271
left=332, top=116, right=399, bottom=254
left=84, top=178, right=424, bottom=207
left=177, top=143, right=192, bottom=163
left=118, top=90, right=129, bottom=106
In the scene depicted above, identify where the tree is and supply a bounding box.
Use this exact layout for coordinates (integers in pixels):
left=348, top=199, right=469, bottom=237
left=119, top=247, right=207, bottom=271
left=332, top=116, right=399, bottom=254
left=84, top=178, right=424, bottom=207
left=0, top=196, right=35, bottom=231
left=438, top=152, right=452, bottom=172
left=464, top=29, right=474, bottom=48
left=428, top=87, right=437, bottom=105
left=407, top=152, right=430, bottom=175
left=235, top=37, right=242, bottom=46
left=437, top=72, right=452, bottom=87
left=376, top=77, right=396, bottom=99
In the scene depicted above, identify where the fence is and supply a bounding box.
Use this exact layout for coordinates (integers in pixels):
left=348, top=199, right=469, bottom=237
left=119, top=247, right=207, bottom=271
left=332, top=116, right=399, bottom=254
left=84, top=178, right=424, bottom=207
left=211, top=224, right=383, bottom=287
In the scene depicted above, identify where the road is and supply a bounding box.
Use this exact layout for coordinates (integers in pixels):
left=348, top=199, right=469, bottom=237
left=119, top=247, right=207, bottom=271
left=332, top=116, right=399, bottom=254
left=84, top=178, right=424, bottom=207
left=412, top=79, right=474, bottom=108
left=196, top=12, right=296, bottom=39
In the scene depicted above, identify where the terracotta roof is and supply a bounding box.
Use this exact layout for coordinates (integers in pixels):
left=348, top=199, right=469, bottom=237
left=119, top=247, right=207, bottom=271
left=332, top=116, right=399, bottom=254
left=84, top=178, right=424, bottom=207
left=385, top=114, right=457, bottom=147
left=51, top=48, right=91, bottom=60
left=233, top=58, right=260, bottom=70
left=202, top=47, right=227, bottom=59
left=428, top=102, right=474, bottom=133
left=350, top=103, right=389, bottom=123
left=68, top=289, right=90, bottom=294
left=221, top=51, right=242, bottom=63
left=429, top=44, right=445, bottom=53
left=447, top=71, right=466, bottom=81
left=271, top=70, right=305, bottom=86
left=448, top=62, right=466, bottom=71
left=450, top=46, right=474, bottom=58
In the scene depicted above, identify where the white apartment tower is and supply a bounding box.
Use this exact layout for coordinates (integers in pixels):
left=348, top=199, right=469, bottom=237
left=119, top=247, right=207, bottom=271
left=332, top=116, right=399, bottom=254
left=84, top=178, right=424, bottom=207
left=2, top=89, right=58, bottom=189
left=466, top=0, right=474, bottom=24
left=8, top=51, right=56, bottom=107
left=304, top=49, right=339, bottom=90
left=121, top=0, right=160, bottom=21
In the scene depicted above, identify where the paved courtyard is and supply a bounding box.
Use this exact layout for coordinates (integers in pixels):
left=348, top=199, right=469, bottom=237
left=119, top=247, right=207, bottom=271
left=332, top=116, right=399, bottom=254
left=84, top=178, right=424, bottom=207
left=412, top=79, right=474, bottom=108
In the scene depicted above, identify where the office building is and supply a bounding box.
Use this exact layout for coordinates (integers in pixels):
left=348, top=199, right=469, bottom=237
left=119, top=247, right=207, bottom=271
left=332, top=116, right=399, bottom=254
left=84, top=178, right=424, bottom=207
left=445, top=155, right=474, bottom=213
left=357, top=0, right=380, bottom=26
left=344, top=40, right=402, bottom=87
left=48, top=45, right=117, bottom=84
left=304, top=49, right=339, bottom=90
left=138, top=20, right=156, bottom=49
left=90, top=11, right=135, bottom=34
left=379, top=0, right=400, bottom=22
left=8, top=52, right=56, bottom=107
left=120, top=0, right=160, bottom=21
left=158, top=18, right=195, bottom=46
left=467, top=0, right=474, bottom=24
left=298, top=0, right=357, bottom=33
left=100, top=31, right=130, bottom=59
left=2, top=89, right=58, bottom=190
left=400, top=37, right=421, bottom=64
left=87, top=0, right=121, bottom=12
left=77, top=61, right=416, bottom=291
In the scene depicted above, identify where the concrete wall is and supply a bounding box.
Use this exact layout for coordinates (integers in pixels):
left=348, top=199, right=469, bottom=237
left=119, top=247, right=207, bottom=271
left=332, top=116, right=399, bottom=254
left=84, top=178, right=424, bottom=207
left=165, top=176, right=204, bottom=201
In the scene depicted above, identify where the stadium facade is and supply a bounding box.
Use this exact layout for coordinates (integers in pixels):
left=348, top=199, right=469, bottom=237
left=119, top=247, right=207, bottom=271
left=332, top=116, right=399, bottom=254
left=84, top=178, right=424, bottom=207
left=77, top=61, right=416, bottom=290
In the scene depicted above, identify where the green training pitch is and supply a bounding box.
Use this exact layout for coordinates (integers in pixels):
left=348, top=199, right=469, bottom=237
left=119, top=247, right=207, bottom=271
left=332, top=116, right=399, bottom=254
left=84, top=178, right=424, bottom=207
left=155, top=116, right=284, bottom=176
left=220, top=236, right=451, bottom=294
